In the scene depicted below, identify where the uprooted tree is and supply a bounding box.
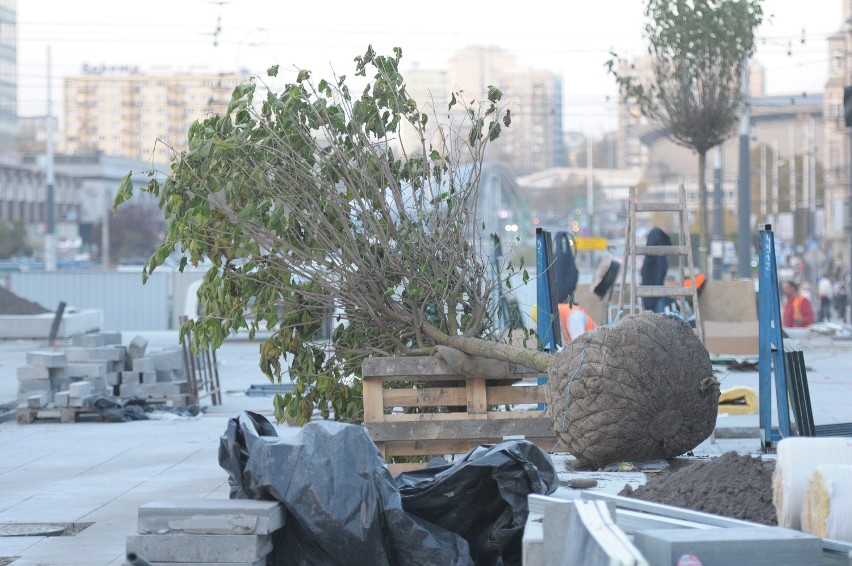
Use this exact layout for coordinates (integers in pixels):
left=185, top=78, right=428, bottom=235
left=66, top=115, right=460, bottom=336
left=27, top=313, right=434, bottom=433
left=115, top=46, right=719, bottom=467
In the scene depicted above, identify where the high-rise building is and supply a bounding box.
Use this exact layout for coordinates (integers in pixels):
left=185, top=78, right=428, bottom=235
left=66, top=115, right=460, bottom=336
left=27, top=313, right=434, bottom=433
left=0, top=0, right=17, bottom=162
left=63, top=70, right=244, bottom=164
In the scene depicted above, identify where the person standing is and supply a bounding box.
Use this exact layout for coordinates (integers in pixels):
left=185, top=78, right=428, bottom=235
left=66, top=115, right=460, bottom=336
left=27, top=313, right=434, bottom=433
left=782, top=280, right=814, bottom=328
left=818, top=275, right=833, bottom=322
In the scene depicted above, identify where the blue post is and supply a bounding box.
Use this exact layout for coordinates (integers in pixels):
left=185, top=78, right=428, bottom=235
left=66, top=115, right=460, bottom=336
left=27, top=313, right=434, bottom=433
left=757, top=225, right=791, bottom=446
left=536, top=228, right=560, bottom=409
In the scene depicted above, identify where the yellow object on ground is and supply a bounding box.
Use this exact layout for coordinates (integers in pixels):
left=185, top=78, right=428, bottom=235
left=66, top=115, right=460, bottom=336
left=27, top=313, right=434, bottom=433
left=717, top=386, right=758, bottom=415
left=801, top=464, right=852, bottom=542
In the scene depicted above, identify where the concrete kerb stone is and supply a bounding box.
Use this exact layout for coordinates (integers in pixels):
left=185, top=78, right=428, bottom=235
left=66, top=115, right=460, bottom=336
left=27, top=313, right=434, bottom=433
left=126, top=533, right=273, bottom=563
left=68, top=381, right=92, bottom=398
left=26, top=351, right=66, bottom=367
left=128, top=335, right=149, bottom=360
left=138, top=500, right=286, bottom=536
left=17, top=365, right=49, bottom=379
left=632, top=526, right=822, bottom=566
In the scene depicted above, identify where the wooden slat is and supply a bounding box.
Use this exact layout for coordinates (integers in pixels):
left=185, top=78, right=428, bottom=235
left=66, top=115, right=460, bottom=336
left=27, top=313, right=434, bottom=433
left=634, top=286, right=692, bottom=297
left=365, top=416, right=555, bottom=442
left=389, top=462, right=429, bottom=474
left=467, top=377, right=487, bottom=418
left=380, top=412, right=475, bottom=423
left=635, top=245, right=690, bottom=256
left=381, top=387, right=466, bottom=408
left=487, top=385, right=546, bottom=405
left=383, top=437, right=559, bottom=457
left=635, top=201, right=681, bottom=212
left=361, top=379, right=386, bottom=424
left=362, top=356, right=539, bottom=380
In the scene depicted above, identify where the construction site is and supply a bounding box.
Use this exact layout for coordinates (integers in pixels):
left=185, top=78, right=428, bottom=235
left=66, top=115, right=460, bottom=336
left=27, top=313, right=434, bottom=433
left=2, top=197, right=852, bottom=565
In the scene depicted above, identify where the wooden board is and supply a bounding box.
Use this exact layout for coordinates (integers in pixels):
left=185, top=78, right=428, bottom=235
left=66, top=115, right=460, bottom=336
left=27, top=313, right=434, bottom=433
left=380, top=386, right=467, bottom=408
left=362, top=356, right=540, bottom=380
left=366, top=416, right=555, bottom=442
left=16, top=406, right=105, bottom=424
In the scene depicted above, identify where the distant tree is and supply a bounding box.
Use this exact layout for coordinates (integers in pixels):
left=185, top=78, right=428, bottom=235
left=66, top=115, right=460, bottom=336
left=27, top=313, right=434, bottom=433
left=607, top=0, right=763, bottom=273
left=0, top=220, right=32, bottom=259
left=93, top=200, right=166, bottom=264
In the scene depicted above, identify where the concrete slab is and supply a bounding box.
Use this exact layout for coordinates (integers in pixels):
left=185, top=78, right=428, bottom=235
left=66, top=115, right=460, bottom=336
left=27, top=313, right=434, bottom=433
left=25, top=351, right=66, bottom=368
left=632, top=526, right=822, bottom=566
left=0, top=310, right=103, bottom=340
left=125, top=533, right=272, bottom=562
left=138, top=499, right=285, bottom=535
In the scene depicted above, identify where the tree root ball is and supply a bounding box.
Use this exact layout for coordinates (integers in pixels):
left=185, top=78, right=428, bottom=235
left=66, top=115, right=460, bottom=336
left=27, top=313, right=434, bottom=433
left=545, top=311, right=719, bottom=468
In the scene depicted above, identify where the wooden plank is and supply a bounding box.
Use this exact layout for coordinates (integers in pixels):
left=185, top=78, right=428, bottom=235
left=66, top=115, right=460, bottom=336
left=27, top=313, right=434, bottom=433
left=388, top=462, right=430, bottom=474
left=361, top=378, right=386, bottom=424
left=362, top=356, right=539, bottom=380
left=365, top=416, right=555, bottom=442
left=487, top=385, right=546, bottom=405
left=635, top=286, right=692, bottom=297
left=383, top=437, right=558, bottom=457
left=635, top=245, right=690, bottom=256
left=379, top=412, right=477, bottom=423
left=467, top=377, right=488, bottom=418
left=635, top=201, right=681, bottom=212
left=381, top=387, right=466, bottom=408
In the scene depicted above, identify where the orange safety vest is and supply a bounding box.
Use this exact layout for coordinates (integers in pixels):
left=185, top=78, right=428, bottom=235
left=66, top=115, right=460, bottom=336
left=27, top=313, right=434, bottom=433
left=557, top=303, right=598, bottom=345
left=790, top=295, right=806, bottom=327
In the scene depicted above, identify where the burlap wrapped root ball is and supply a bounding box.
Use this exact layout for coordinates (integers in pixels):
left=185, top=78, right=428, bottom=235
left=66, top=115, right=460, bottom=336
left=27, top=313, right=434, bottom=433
left=545, top=311, right=719, bottom=468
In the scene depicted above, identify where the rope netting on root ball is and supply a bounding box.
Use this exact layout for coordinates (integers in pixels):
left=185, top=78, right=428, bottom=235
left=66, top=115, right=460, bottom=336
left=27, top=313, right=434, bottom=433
left=545, top=311, right=719, bottom=468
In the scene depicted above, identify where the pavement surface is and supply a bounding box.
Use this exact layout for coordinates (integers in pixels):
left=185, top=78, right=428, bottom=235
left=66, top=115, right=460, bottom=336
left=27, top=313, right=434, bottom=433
left=1, top=329, right=851, bottom=565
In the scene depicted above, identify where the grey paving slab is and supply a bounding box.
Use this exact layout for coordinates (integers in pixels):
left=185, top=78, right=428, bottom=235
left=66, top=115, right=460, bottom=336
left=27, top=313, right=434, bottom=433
left=139, top=499, right=285, bottom=535
left=126, top=533, right=272, bottom=562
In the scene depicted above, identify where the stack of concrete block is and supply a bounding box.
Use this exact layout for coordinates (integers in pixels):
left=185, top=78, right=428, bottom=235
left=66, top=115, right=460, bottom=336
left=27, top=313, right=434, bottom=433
left=119, top=336, right=188, bottom=402
left=17, top=332, right=194, bottom=418
left=126, top=499, right=284, bottom=565
left=18, top=351, right=66, bottom=408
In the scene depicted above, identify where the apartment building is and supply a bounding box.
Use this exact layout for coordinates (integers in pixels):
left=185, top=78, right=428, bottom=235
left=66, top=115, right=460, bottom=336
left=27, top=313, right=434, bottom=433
left=64, top=70, right=243, bottom=165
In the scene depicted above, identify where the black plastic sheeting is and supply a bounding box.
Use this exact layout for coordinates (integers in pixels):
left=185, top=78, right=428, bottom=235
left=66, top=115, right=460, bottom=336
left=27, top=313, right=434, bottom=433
left=219, top=411, right=557, bottom=566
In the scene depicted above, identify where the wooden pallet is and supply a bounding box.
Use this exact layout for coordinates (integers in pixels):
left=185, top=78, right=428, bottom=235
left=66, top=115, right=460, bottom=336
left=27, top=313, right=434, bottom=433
left=362, top=356, right=557, bottom=474
left=16, top=406, right=106, bottom=424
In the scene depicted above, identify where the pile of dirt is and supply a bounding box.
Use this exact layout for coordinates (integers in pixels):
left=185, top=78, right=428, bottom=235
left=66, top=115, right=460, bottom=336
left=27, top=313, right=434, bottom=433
left=0, top=286, right=51, bottom=315
left=620, top=451, right=777, bottom=525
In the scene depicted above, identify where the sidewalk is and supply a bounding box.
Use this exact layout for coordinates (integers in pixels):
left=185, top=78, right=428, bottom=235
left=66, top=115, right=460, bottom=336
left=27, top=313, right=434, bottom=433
left=1, top=331, right=851, bottom=565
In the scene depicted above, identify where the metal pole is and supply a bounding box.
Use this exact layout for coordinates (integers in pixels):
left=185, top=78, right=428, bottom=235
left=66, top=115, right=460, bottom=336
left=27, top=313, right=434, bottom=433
left=737, top=58, right=752, bottom=278
left=587, top=135, right=594, bottom=234
left=44, top=47, right=56, bottom=272
left=712, top=145, right=723, bottom=279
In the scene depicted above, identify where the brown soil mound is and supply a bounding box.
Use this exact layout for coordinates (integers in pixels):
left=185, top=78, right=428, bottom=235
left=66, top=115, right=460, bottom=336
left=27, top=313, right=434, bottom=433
left=620, top=451, right=777, bottom=525
left=0, top=286, right=51, bottom=315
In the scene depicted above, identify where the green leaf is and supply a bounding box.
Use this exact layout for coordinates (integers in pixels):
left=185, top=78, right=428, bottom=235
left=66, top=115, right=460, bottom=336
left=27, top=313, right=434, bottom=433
left=267, top=65, right=279, bottom=77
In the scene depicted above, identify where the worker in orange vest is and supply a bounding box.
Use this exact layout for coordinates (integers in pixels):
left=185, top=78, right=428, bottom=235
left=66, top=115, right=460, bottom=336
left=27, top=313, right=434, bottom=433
left=557, top=302, right=598, bottom=345
left=781, top=280, right=814, bottom=328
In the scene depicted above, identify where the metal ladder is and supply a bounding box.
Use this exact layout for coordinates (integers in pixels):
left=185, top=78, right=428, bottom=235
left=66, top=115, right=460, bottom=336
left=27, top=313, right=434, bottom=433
left=615, top=185, right=704, bottom=342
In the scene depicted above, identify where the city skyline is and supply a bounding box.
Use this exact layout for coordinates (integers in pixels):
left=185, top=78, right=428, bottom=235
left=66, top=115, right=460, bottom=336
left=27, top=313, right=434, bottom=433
left=15, top=0, right=842, bottom=138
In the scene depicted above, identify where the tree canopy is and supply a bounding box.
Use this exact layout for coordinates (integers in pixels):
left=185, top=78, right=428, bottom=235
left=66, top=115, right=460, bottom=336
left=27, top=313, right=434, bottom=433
left=115, top=46, right=545, bottom=424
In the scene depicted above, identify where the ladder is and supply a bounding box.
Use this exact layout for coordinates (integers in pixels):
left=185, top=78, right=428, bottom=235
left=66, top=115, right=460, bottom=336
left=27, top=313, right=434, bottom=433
left=615, top=185, right=704, bottom=342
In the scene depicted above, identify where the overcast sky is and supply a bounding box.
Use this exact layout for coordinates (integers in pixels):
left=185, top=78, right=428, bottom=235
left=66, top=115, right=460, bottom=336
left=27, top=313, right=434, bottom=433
left=16, top=0, right=844, bottom=136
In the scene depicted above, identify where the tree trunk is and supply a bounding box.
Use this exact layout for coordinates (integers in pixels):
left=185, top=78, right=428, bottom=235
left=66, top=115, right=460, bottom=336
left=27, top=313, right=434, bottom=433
left=697, top=149, right=709, bottom=275
left=421, top=323, right=553, bottom=373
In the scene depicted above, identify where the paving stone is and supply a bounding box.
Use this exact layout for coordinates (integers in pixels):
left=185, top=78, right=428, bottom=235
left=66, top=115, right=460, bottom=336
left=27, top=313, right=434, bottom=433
left=72, top=332, right=122, bottom=347
left=632, top=526, right=822, bottom=566
left=66, top=362, right=108, bottom=378
left=141, top=372, right=157, bottom=384
left=27, top=393, right=48, bottom=408
left=106, top=372, right=121, bottom=386
left=150, top=349, right=185, bottom=371
left=128, top=335, right=149, bottom=360
left=69, top=381, right=92, bottom=398
left=18, top=377, right=51, bottom=393
left=126, top=534, right=272, bottom=562
left=53, top=391, right=70, bottom=408
left=132, top=357, right=157, bottom=372
left=26, top=351, right=66, bottom=368
left=17, top=366, right=49, bottom=379
left=121, top=371, right=141, bottom=385
left=120, top=382, right=187, bottom=398
left=138, top=499, right=285, bottom=535
left=18, top=390, right=52, bottom=404
left=157, top=368, right=187, bottom=382
left=64, top=346, right=126, bottom=363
